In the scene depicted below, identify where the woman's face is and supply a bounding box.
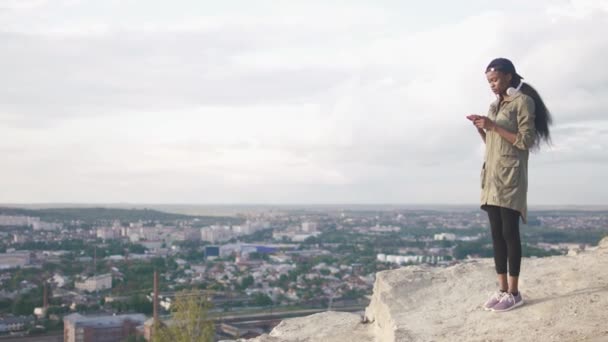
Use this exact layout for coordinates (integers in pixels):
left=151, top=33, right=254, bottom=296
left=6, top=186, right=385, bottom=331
left=485, top=70, right=512, bottom=95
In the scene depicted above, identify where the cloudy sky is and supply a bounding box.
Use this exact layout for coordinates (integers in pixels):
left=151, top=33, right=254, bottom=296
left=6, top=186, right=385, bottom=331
left=1, top=0, right=607, bottom=205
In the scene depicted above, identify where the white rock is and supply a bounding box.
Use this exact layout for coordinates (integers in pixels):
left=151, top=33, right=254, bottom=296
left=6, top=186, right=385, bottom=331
left=242, top=239, right=608, bottom=342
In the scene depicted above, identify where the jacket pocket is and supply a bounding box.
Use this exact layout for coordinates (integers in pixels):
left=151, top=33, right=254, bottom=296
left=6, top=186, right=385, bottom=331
left=480, top=162, right=486, bottom=189
left=497, top=157, right=520, bottom=188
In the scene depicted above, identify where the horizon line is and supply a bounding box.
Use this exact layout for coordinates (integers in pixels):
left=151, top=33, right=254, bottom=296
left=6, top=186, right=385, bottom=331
left=2, top=202, right=607, bottom=209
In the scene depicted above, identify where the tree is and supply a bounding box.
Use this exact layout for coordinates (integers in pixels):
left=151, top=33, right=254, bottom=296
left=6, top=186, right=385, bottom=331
left=12, top=296, right=36, bottom=316
left=237, top=275, right=254, bottom=290
left=123, top=335, right=146, bottom=342
left=128, top=294, right=153, bottom=315
left=155, top=289, right=214, bottom=342
left=252, top=293, right=273, bottom=307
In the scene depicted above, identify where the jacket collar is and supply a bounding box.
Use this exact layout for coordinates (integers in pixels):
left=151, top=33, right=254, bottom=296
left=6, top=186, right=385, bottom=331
left=502, top=91, right=522, bottom=103
left=490, top=91, right=522, bottom=109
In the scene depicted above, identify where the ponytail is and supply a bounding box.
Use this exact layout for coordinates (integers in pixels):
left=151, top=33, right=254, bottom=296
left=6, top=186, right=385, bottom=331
left=511, top=76, right=552, bottom=149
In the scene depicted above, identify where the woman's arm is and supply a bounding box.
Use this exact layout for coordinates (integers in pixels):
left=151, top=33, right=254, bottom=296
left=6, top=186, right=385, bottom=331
left=486, top=122, right=516, bottom=144
left=513, top=97, right=536, bottom=150
left=474, top=108, right=534, bottom=149
left=467, top=114, right=486, bottom=144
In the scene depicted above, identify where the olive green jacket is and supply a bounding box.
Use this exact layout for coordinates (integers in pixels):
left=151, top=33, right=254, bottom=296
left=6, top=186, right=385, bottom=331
left=480, top=92, right=536, bottom=223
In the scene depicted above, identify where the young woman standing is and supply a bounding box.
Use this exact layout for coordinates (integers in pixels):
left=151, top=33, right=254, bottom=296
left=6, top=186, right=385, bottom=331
left=467, top=58, right=552, bottom=312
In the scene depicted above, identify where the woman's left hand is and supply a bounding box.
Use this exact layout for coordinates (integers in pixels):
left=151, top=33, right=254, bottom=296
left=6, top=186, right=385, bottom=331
left=474, top=116, right=496, bottom=131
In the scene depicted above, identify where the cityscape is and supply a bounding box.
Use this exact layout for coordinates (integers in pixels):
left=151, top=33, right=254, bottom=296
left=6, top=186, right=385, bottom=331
left=1, top=205, right=607, bottom=341
left=2, top=0, right=608, bottom=340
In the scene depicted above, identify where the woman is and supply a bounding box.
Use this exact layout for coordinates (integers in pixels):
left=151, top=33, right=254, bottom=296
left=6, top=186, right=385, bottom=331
left=467, top=58, right=552, bottom=312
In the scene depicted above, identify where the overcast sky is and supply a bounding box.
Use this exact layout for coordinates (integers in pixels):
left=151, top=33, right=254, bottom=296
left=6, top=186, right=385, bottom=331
left=1, top=0, right=607, bottom=205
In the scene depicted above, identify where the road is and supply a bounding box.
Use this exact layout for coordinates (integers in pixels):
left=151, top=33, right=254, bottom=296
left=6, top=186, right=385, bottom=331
left=0, top=332, right=62, bottom=342
left=214, top=305, right=366, bottom=323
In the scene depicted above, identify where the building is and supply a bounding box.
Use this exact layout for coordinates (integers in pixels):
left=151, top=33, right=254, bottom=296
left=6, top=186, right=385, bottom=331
left=204, top=246, right=220, bottom=259
left=231, top=224, right=250, bottom=235
left=96, top=228, right=119, bottom=240
left=291, top=232, right=322, bottom=242
left=64, top=313, right=146, bottom=342
left=32, top=221, right=63, bottom=231
left=0, top=251, right=31, bottom=270
left=51, top=273, right=68, bottom=288
left=13, top=234, right=28, bottom=243
left=434, top=233, right=457, bottom=241
left=0, top=215, right=38, bottom=227
left=171, top=228, right=201, bottom=241
left=0, top=316, right=35, bottom=333
left=201, top=225, right=231, bottom=243
left=139, top=241, right=163, bottom=251
left=301, top=221, right=318, bottom=232
left=75, top=274, right=112, bottom=292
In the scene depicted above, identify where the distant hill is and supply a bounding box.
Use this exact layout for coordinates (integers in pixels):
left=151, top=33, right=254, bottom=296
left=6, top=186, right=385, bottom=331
left=0, top=206, right=241, bottom=225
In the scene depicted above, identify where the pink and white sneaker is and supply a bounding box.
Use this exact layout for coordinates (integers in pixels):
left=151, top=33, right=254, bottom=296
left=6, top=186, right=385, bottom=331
left=492, top=292, right=524, bottom=312
left=483, top=291, right=507, bottom=311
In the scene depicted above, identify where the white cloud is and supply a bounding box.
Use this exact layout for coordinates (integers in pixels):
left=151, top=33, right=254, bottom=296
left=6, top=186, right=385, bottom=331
left=546, top=0, right=608, bottom=19
left=0, top=0, right=49, bottom=10
left=1, top=1, right=607, bottom=204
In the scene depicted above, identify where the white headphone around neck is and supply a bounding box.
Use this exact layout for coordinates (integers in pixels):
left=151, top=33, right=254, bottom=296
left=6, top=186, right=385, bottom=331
left=506, top=80, right=524, bottom=96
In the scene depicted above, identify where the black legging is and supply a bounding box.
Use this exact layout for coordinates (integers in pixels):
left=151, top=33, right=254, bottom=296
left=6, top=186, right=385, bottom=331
left=484, top=205, right=522, bottom=277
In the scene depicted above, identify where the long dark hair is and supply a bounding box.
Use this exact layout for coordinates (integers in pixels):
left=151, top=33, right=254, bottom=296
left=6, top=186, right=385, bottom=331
left=511, top=74, right=553, bottom=148
left=486, top=58, right=552, bottom=149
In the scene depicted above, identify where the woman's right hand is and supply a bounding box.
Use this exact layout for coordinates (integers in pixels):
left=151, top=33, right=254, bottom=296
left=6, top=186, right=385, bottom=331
left=467, top=115, right=483, bottom=131
left=466, top=114, right=481, bottom=122
left=467, top=114, right=486, bottom=140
